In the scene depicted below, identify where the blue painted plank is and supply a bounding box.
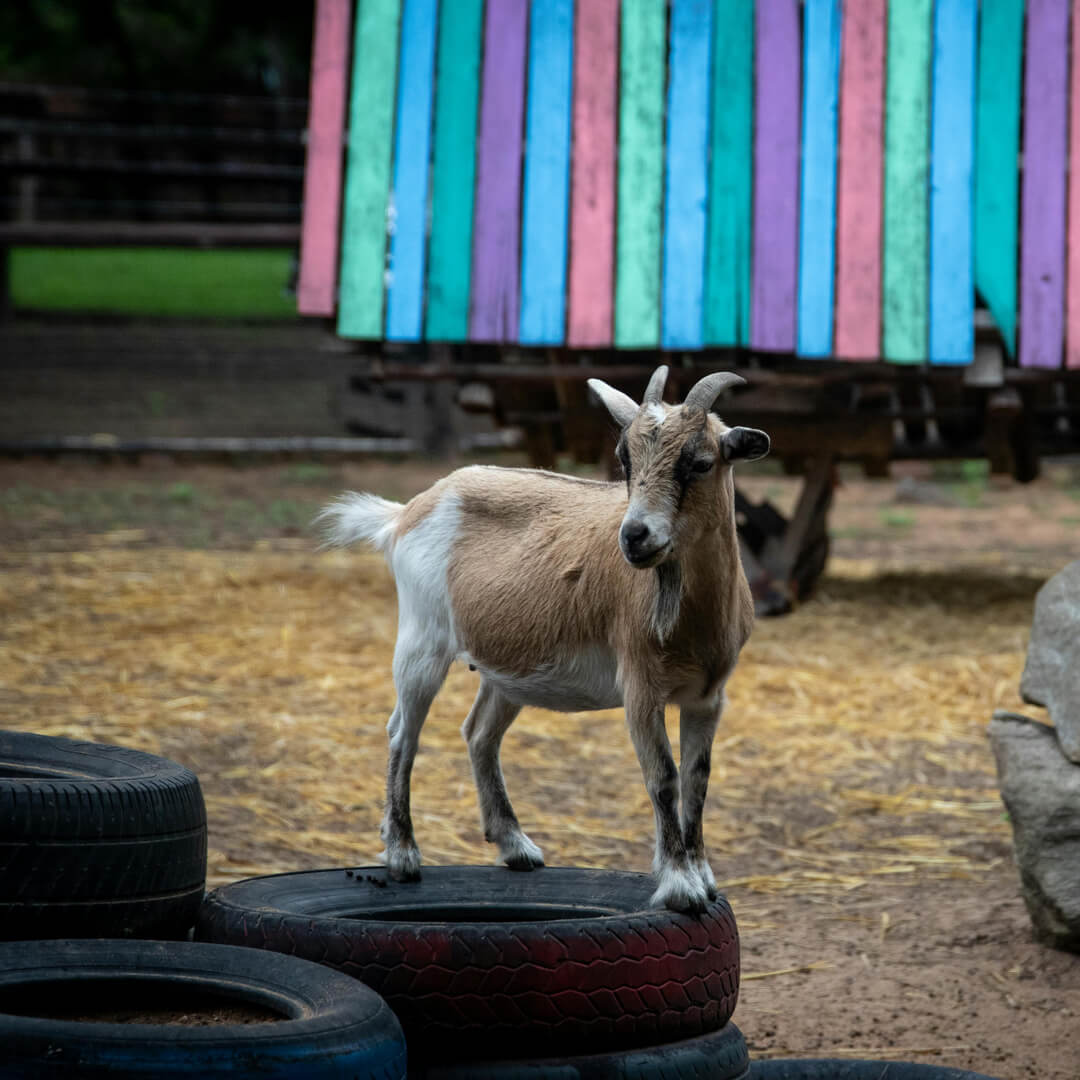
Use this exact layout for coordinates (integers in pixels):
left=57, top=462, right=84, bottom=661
left=929, top=0, right=977, bottom=364
left=662, top=0, right=713, bottom=349
left=520, top=0, right=574, bottom=345
left=797, top=0, right=841, bottom=357
left=386, top=0, right=439, bottom=341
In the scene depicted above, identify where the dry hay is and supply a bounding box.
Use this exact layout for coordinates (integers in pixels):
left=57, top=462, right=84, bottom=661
left=0, top=543, right=1046, bottom=923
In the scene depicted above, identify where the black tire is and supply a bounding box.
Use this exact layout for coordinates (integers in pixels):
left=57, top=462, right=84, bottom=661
left=197, top=866, right=740, bottom=1062
left=748, top=1061, right=1001, bottom=1080
left=0, top=938, right=406, bottom=1079
left=420, top=1022, right=749, bottom=1079
left=0, top=730, right=207, bottom=940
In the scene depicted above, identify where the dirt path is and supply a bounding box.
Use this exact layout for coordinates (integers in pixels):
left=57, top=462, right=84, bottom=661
left=1, top=456, right=1078, bottom=1077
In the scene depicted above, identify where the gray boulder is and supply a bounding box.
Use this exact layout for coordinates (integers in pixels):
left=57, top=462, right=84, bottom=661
left=1020, top=559, right=1080, bottom=763
left=989, top=710, right=1080, bottom=952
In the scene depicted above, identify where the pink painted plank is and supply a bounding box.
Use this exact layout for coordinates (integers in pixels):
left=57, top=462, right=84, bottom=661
left=752, top=0, right=801, bottom=352
left=1068, top=0, right=1080, bottom=368
left=834, top=0, right=885, bottom=360
left=1021, top=0, right=1068, bottom=369
left=470, top=0, right=529, bottom=343
left=297, top=0, right=352, bottom=317
left=567, top=0, right=618, bottom=347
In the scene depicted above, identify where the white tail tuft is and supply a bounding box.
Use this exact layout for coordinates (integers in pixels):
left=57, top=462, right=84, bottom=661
left=316, top=492, right=402, bottom=554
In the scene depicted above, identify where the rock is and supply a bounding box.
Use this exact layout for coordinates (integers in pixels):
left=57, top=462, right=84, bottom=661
left=989, top=711, right=1080, bottom=952
left=1020, top=560, right=1080, bottom=763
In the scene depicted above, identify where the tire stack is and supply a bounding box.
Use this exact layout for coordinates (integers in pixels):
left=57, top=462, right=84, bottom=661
left=0, top=731, right=407, bottom=1079
left=196, top=865, right=751, bottom=1078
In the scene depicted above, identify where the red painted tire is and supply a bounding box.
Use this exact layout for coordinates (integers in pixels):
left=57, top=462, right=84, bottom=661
left=196, top=866, right=740, bottom=1062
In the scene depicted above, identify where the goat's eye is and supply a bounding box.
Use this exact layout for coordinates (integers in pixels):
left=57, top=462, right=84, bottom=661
left=691, top=458, right=714, bottom=474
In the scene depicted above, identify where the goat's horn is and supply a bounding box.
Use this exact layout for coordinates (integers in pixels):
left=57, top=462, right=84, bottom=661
left=642, top=365, right=669, bottom=406
left=683, top=371, right=746, bottom=413
left=587, top=378, right=639, bottom=428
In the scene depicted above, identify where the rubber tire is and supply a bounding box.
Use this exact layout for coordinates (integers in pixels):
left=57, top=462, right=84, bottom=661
left=419, top=1022, right=749, bottom=1079
left=0, top=730, right=207, bottom=940
left=0, top=938, right=406, bottom=1079
left=197, top=865, right=740, bottom=1062
left=748, top=1062, right=1001, bottom=1080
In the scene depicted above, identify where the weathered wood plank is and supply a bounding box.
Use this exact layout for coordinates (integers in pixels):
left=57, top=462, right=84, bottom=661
left=1021, top=0, right=1068, bottom=368
left=882, top=0, right=932, bottom=363
left=469, top=0, right=528, bottom=343
left=298, top=0, right=351, bottom=317
left=752, top=0, right=801, bottom=353
left=974, top=0, right=1024, bottom=359
left=337, top=0, right=401, bottom=339
left=929, top=0, right=976, bottom=365
left=567, top=0, right=618, bottom=347
left=662, top=0, right=713, bottom=349
left=615, top=0, right=665, bottom=348
left=385, top=0, right=438, bottom=341
left=425, top=0, right=483, bottom=342
left=704, top=0, right=753, bottom=347
left=520, top=0, right=574, bottom=345
left=797, top=0, right=842, bottom=357
left=834, top=0, right=885, bottom=361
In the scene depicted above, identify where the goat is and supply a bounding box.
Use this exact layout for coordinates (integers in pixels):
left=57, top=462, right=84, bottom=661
left=319, top=367, right=769, bottom=912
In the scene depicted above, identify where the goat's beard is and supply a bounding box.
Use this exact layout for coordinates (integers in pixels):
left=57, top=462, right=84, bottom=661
left=653, top=561, right=682, bottom=644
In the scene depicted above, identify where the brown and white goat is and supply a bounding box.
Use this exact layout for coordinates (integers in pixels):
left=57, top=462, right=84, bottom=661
left=319, top=367, right=769, bottom=912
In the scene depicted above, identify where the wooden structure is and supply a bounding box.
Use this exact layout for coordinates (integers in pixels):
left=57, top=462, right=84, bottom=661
left=296, top=0, right=1080, bottom=609
left=0, top=83, right=305, bottom=316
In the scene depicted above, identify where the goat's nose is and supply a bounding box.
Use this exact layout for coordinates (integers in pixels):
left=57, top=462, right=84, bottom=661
left=621, top=520, right=650, bottom=549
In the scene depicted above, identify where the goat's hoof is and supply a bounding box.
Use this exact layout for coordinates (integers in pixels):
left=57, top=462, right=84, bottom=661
left=383, top=844, right=422, bottom=882
left=651, top=866, right=710, bottom=914
left=497, top=833, right=545, bottom=872
left=692, top=858, right=718, bottom=900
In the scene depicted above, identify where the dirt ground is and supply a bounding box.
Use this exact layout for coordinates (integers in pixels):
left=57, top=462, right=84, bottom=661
left=2, top=454, right=1079, bottom=1078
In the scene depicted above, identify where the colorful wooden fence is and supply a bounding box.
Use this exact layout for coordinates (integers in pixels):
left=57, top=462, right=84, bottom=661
left=298, top=0, right=1076, bottom=370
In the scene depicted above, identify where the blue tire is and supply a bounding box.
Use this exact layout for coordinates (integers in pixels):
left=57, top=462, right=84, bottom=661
left=0, top=938, right=406, bottom=1079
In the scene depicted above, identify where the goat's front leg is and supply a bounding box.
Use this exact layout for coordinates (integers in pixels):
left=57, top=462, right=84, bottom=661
left=679, top=699, right=723, bottom=900
left=462, top=680, right=543, bottom=870
left=625, top=689, right=709, bottom=913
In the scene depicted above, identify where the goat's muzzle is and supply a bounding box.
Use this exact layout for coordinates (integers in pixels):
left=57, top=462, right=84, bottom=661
left=619, top=517, right=672, bottom=568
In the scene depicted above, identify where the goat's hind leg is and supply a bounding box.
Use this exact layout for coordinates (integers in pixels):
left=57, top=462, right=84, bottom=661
left=462, top=680, right=543, bottom=871
left=380, top=638, right=451, bottom=882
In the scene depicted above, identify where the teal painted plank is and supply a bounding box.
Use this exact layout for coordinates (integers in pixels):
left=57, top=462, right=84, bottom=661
left=337, top=0, right=402, bottom=339
left=705, top=0, right=753, bottom=347
left=929, top=0, right=976, bottom=365
left=386, top=0, right=438, bottom=341
left=974, top=0, right=1024, bottom=357
left=520, top=0, right=574, bottom=345
left=615, top=0, right=665, bottom=348
left=797, top=0, right=841, bottom=357
left=425, top=0, right=483, bottom=341
left=882, top=0, right=932, bottom=363
left=662, top=0, right=713, bottom=349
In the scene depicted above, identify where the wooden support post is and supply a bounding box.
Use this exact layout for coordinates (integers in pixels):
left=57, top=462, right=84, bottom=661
left=735, top=456, right=835, bottom=616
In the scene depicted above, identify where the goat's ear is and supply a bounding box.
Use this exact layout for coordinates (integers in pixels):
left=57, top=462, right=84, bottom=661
left=587, top=378, right=639, bottom=429
left=721, top=426, right=770, bottom=463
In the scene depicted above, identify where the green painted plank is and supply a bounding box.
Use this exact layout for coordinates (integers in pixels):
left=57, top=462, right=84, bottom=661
left=974, top=0, right=1023, bottom=358
left=337, top=0, right=401, bottom=339
left=615, top=0, right=665, bottom=348
left=705, top=0, right=753, bottom=346
left=426, top=0, right=483, bottom=341
left=882, top=0, right=932, bottom=363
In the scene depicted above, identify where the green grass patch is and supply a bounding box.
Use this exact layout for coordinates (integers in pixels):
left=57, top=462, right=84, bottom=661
left=11, top=247, right=298, bottom=319
left=879, top=508, right=916, bottom=531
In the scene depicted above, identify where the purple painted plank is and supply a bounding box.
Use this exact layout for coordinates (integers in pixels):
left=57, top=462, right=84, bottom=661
left=752, top=0, right=801, bottom=352
left=1021, top=0, right=1068, bottom=369
left=469, top=0, right=529, bottom=343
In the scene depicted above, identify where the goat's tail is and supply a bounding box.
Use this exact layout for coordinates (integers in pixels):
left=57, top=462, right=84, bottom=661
left=316, top=492, right=402, bottom=555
